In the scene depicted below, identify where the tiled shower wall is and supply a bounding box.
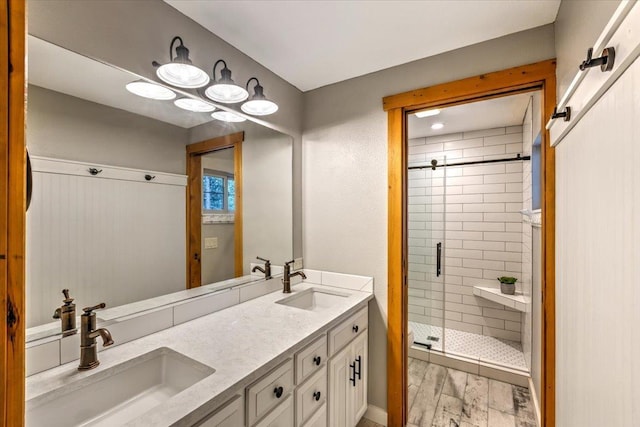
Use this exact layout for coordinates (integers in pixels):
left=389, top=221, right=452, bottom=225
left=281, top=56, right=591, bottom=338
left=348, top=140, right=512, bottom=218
left=408, top=126, right=524, bottom=342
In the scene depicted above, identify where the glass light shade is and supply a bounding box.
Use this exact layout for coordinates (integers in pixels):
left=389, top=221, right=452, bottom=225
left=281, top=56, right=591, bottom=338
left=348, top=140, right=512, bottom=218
left=156, top=63, right=209, bottom=89
left=415, top=108, right=441, bottom=118
left=241, top=99, right=278, bottom=116
left=205, top=84, right=249, bottom=104
left=125, top=81, right=176, bottom=100
left=211, top=111, right=246, bottom=122
left=174, top=97, right=216, bottom=112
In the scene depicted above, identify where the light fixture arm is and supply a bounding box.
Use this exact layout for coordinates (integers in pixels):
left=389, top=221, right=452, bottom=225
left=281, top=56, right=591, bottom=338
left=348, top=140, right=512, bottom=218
left=169, top=36, right=184, bottom=60
left=246, top=77, right=260, bottom=91
left=213, top=59, right=229, bottom=82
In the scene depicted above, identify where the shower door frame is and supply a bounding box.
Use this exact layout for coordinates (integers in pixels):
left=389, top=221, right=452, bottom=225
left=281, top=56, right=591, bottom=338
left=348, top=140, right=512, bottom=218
left=384, top=59, right=557, bottom=427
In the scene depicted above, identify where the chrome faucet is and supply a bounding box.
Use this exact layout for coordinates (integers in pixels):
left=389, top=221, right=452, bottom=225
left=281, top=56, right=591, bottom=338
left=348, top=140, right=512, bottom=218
left=282, top=260, right=306, bottom=293
left=252, top=256, right=272, bottom=279
left=52, top=289, right=77, bottom=337
left=78, top=303, right=114, bottom=371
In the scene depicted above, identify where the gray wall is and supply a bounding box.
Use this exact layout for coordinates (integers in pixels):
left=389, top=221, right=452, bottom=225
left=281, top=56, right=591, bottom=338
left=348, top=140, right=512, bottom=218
left=302, top=25, right=555, bottom=411
left=201, top=152, right=236, bottom=285
left=554, top=0, right=621, bottom=99
left=27, top=85, right=189, bottom=173
left=28, top=0, right=303, bottom=260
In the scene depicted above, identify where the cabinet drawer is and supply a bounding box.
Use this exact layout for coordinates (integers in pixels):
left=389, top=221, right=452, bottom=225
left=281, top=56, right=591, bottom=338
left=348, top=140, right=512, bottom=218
left=247, top=359, right=294, bottom=426
left=254, top=395, right=294, bottom=427
left=195, top=394, right=244, bottom=427
left=295, top=334, right=327, bottom=385
left=302, top=403, right=326, bottom=427
left=328, top=307, right=368, bottom=356
left=295, top=366, right=327, bottom=426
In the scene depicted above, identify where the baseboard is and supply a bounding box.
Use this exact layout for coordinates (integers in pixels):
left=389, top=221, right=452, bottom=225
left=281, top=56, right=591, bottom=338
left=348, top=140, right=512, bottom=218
left=528, top=377, right=542, bottom=427
left=363, top=404, right=388, bottom=426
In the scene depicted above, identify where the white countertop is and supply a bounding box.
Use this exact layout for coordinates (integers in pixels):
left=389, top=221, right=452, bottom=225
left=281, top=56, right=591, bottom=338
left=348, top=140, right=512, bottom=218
left=26, top=281, right=373, bottom=426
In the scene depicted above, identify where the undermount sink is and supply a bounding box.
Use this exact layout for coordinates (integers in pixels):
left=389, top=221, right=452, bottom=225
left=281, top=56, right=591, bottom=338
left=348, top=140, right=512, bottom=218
left=26, top=347, right=214, bottom=427
left=276, top=287, right=349, bottom=311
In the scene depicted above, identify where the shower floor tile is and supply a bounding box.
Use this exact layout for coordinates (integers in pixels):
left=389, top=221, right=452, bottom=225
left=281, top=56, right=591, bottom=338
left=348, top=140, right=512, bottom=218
left=409, top=321, right=528, bottom=371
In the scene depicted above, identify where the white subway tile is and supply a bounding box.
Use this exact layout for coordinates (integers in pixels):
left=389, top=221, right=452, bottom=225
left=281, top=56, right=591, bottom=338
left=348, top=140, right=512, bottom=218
left=444, top=137, right=484, bottom=150
left=463, top=240, right=505, bottom=251
left=446, top=212, right=483, bottom=222
left=505, top=262, right=522, bottom=272
left=463, top=258, right=505, bottom=271
left=463, top=183, right=506, bottom=194
left=408, top=153, right=427, bottom=163
left=463, top=203, right=505, bottom=213
left=484, top=193, right=523, bottom=203
left=426, top=133, right=463, bottom=143
left=464, top=145, right=505, bottom=158
left=483, top=213, right=522, bottom=222
left=483, top=327, right=520, bottom=342
left=484, top=133, right=523, bottom=146
left=483, top=173, right=523, bottom=184
left=444, top=239, right=463, bottom=249
left=408, top=138, right=426, bottom=146
left=408, top=187, right=426, bottom=196
left=505, top=243, right=522, bottom=252
left=505, top=183, right=522, bottom=193
left=505, top=163, right=523, bottom=173
left=463, top=128, right=505, bottom=139
left=408, top=304, right=425, bottom=315
left=505, top=223, right=522, bottom=232
left=445, top=231, right=483, bottom=241
left=410, top=143, right=444, bottom=154
left=446, top=266, right=484, bottom=279
left=483, top=232, right=521, bottom=242
left=483, top=308, right=521, bottom=322
left=463, top=313, right=505, bottom=329
left=506, top=143, right=524, bottom=153
left=463, top=164, right=506, bottom=176
left=463, top=222, right=505, bottom=232
left=445, top=311, right=463, bottom=321
left=505, top=125, right=523, bottom=134
left=446, top=194, right=483, bottom=204
left=446, top=175, right=484, bottom=186
left=505, top=321, right=521, bottom=332
left=506, top=203, right=523, bottom=212
left=444, top=320, right=483, bottom=335
left=483, top=251, right=522, bottom=262
left=463, top=295, right=504, bottom=309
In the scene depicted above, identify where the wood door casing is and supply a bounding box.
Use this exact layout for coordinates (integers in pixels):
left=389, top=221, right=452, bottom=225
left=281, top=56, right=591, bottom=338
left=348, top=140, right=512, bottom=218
left=186, top=132, right=244, bottom=289
left=384, top=59, right=557, bottom=426
left=2, top=0, right=27, bottom=425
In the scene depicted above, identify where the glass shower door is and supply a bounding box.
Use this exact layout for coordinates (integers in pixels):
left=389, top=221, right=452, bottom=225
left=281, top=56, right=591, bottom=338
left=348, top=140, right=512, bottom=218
left=407, top=156, right=446, bottom=352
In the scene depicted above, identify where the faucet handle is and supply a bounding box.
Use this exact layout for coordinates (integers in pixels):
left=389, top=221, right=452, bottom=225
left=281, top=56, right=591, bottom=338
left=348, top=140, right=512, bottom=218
left=82, top=303, right=106, bottom=315
left=284, top=260, right=295, bottom=267
left=61, top=288, right=74, bottom=304
left=256, top=256, right=271, bottom=265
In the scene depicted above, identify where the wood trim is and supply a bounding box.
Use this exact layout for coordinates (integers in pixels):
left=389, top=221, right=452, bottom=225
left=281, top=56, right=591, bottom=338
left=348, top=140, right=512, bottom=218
left=387, top=108, right=407, bottom=427
left=385, top=60, right=556, bottom=427
left=2, top=1, right=27, bottom=425
left=383, top=59, right=557, bottom=112
left=186, top=132, right=244, bottom=288
left=541, top=71, right=556, bottom=427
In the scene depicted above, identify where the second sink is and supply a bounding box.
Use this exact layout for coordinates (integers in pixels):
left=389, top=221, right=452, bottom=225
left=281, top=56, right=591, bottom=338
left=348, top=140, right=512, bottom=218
left=27, top=347, right=215, bottom=427
left=276, top=287, right=349, bottom=311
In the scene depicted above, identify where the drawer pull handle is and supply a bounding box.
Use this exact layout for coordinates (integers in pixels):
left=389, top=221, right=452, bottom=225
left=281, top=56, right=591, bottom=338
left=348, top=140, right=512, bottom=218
left=313, top=355, right=322, bottom=366
left=349, top=362, right=356, bottom=386
left=352, top=325, right=359, bottom=333
left=313, top=391, right=321, bottom=401
left=274, top=386, right=284, bottom=398
left=355, top=355, right=362, bottom=380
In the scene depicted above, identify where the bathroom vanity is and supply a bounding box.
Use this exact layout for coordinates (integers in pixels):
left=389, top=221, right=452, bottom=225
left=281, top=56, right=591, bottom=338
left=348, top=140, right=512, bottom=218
left=25, top=271, right=374, bottom=427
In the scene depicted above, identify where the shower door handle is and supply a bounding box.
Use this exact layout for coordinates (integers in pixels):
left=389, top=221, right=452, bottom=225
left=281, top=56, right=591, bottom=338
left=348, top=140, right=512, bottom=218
left=436, top=242, right=442, bottom=277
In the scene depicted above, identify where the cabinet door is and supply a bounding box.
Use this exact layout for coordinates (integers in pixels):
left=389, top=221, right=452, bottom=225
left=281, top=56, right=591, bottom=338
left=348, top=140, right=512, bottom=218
left=196, top=394, right=244, bottom=427
left=328, top=344, right=352, bottom=427
left=350, top=330, right=368, bottom=425
left=255, top=395, right=294, bottom=427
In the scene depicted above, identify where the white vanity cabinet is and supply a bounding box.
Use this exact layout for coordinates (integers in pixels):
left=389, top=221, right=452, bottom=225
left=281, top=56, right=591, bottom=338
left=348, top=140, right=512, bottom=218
left=195, top=394, right=245, bottom=427
left=246, top=359, right=294, bottom=426
left=328, top=308, right=368, bottom=427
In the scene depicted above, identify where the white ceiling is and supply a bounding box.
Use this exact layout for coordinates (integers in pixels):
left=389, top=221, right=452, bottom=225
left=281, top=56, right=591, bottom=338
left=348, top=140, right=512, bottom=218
left=408, top=92, right=533, bottom=139
left=28, top=36, right=215, bottom=129
left=165, top=0, right=560, bottom=91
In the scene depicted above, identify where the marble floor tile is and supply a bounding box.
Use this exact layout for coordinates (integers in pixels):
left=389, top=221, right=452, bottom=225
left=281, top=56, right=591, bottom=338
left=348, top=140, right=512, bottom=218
left=488, top=407, right=517, bottom=427
left=488, top=379, right=515, bottom=415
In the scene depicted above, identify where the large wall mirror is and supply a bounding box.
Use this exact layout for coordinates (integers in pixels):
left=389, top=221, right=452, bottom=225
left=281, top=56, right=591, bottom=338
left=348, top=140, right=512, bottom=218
left=26, top=36, right=293, bottom=340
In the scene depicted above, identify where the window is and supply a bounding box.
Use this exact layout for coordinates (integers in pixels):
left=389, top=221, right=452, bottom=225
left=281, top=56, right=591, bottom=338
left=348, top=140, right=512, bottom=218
left=203, top=169, right=235, bottom=213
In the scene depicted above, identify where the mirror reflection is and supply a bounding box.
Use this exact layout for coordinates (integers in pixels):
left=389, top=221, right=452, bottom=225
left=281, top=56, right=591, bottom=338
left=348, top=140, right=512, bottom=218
left=26, top=36, right=293, bottom=339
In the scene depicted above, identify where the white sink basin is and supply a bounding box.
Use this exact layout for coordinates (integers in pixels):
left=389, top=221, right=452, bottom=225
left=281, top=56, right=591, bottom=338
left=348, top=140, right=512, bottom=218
left=276, top=288, right=349, bottom=311
left=26, top=347, right=214, bottom=427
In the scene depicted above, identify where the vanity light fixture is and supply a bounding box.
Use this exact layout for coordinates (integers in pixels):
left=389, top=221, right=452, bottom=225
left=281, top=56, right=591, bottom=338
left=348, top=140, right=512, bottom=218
left=241, top=78, right=279, bottom=116
left=174, top=97, right=216, bottom=112
left=205, top=60, right=249, bottom=104
left=152, top=36, right=210, bottom=89
left=125, top=80, right=177, bottom=100
left=415, top=108, right=441, bottom=118
left=211, top=110, right=246, bottom=123
left=431, top=123, right=444, bottom=130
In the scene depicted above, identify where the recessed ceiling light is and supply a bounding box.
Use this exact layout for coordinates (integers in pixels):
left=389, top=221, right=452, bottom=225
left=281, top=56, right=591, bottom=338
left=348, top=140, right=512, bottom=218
left=174, top=97, right=216, bottom=112
left=211, top=111, right=246, bottom=122
left=415, top=108, right=441, bottom=118
left=125, top=80, right=176, bottom=100
left=431, top=123, right=444, bottom=130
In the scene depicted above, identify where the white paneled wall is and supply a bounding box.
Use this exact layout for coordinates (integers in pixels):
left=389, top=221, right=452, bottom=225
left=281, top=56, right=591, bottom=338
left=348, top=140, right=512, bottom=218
left=408, top=126, right=524, bottom=342
left=556, top=56, right=640, bottom=427
left=27, top=165, right=185, bottom=327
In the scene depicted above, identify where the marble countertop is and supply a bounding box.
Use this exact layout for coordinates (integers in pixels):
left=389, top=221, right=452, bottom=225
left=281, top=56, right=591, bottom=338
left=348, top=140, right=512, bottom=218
left=26, top=281, right=373, bottom=426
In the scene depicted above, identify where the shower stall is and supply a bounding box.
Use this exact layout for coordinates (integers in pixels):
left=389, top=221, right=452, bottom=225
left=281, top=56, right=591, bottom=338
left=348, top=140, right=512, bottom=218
left=407, top=93, right=539, bottom=374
